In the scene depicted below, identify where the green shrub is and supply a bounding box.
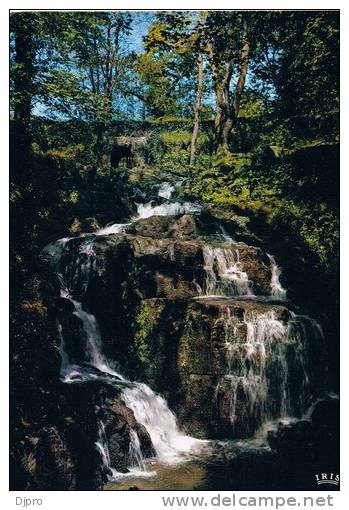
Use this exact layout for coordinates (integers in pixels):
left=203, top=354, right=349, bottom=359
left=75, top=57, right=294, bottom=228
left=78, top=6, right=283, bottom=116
left=134, top=302, right=164, bottom=368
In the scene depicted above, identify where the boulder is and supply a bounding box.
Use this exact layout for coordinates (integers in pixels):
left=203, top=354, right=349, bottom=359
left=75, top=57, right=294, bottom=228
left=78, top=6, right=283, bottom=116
left=126, top=214, right=201, bottom=240
left=309, top=396, right=339, bottom=432
left=267, top=420, right=313, bottom=457
left=103, top=399, right=155, bottom=471
left=267, top=396, right=339, bottom=462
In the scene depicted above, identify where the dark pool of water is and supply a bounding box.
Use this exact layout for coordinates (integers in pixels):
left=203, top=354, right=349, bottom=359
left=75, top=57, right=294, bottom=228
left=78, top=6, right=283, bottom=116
left=105, top=440, right=339, bottom=491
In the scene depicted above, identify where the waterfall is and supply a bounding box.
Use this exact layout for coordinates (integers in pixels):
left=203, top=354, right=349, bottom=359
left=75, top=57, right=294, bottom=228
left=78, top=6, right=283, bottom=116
left=96, top=223, right=131, bottom=236
left=58, top=239, right=97, bottom=298
left=94, top=181, right=200, bottom=236
left=54, top=236, right=203, bottom=478
left=56, top=238, right=125, bottom=382
left=267, top=253, right=287, bottom=300
left=44, top=179, right=326, bottom=484
left=58, top=291, right=125, bottom=383
left=218, top=225, right=235, bottom=243
left=202, top=246, right=253, bottom=297
left=122, top=383, right=202, bottom=465
left=94, top=201, right=201, bottom=236
left=215, top=307, right=322, bottom=431
left=128, top=429, right=146, bottom=470
left=95, top=416, right=154, bottom=481
left=95, top=416, right=118, bottom=481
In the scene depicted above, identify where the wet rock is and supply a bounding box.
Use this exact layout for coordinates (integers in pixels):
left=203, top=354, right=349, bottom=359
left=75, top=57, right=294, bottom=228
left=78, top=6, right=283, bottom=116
left=178, top=374, right=217, bottom=437
left=126, top=214, right=201, bottom=239
left=267, top=396, right=339, bottom=462
left=82, top=228, right=274, bottom=306
left=267, top=420, right=313, bottom=457
left=22, top=200, right=329, bottom=492
left=124, top=297, right=308, bottom=440
left=309, top=397, right=339, bottom=432
left=104, top=399, right=155, bottom=471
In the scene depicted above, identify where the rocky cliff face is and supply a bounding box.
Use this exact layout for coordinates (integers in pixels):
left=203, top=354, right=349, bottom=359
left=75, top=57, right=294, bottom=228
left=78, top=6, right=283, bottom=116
left=56, top=213, right=325, bottom=441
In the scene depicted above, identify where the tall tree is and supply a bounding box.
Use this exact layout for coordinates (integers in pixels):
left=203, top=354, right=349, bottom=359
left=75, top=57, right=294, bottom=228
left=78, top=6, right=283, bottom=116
left=138, top=12, right=198, bottom=119
left=10, top=11, right=39, bottom=166
left=32, top=12, right=133, bottom=162
left=189, top=11, right=208, bottom=166
left=139, top=12, right=213, bottom=165
left=276, top=11, right=339, bottom=119
left=250, top=11, right=339, bottom=120
left=42, top=12, right=132, bottom=119
left=205, top=12, right=251, bottom=152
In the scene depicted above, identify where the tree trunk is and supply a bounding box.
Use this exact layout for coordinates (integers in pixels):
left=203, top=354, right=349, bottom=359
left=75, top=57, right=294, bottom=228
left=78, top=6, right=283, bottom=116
left=220, top=115, right=235, bottom=151
left=213, top=84, right=224, bottom=145
left=210, top=19, right=250, bottom=153
left=211, top=60, right=233, bottom=152
left=214, top=77, right=233, bottom=152
left=233, top=21, right=250, bottom=117
left=189, top=51, right=204, bottom=166
left=189, top=11, right=208, bottom=167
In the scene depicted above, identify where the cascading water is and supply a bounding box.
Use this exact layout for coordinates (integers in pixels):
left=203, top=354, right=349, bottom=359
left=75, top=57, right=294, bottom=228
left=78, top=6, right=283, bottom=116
left=50, top=232, right=204, bottom=480
left=215, top=307, right=323, bottom=433
left=157, top=181, right=176, bottom=200
left=43, top=178, right=326, bottom=487
left=122, top=383, right=203, bottom=465
left=96, top=222, right=131, bottom=236
left=95, top=179, right=200, bottom=236
left=95, top=417, right=153, bottom=482
left=202, top=246, right=253, bottom=297
left=267, top=253, right=287, bottom=300
left=95, top=414, right=118, bottom=480
left=136, top=200, right=201, bottom=220
left=218, top=224, right=236, bottom=243
left=57, top=290, right=125, bottom=383
left=128, top=429, right=146, bottom=471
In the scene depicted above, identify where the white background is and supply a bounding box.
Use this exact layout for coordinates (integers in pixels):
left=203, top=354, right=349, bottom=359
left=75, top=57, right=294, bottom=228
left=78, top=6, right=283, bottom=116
left=1, top=1, right=346, bottom=508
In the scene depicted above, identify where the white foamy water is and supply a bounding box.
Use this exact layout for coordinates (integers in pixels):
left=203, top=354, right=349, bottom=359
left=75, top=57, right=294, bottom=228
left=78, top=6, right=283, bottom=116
left=202, top=246, right=253, bottom=297
left=96, top=223, right=131, bottom=236
left=59, top=291, right=125, bottom=383
left=136, top=201, right=201, bottom=219
left=267, top=253, right=287, bottom=300
left=95, top=417, right=119, bottom=480
left=94, top=179, right=200, bottom=237
left=128, top=428, right=146, bottom=470
left=122, top=383, right=204, bottom=465
left=44, top=179, right=326, bottom=485
left=158, top=182, right=176, bottom=200
left=215, top=307, right=323, bottom=430
left=218, top=225, right=235, bottom=242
